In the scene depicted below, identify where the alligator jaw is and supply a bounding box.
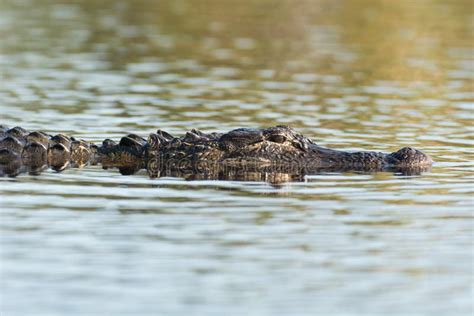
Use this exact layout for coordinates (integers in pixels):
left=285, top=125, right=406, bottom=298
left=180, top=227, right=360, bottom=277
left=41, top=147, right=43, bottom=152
left=306, top=144, right=432, bottom=170
left=305, top=145, right=387, bottom=169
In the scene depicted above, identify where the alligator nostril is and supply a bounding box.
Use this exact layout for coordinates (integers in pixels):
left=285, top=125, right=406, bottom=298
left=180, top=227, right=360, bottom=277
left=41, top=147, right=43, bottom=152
left=388, top=147, right=432, bottom=166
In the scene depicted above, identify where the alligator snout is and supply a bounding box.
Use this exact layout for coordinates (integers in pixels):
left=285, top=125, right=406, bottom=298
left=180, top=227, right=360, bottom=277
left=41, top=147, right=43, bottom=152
left=387, top=147, right=433, bottom=166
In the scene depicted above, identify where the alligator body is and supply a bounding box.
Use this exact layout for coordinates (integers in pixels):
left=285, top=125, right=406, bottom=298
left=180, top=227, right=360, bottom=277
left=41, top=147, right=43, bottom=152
left=0, top=125, right=98, bottom=176
left=0, top=125, right=432, bottom=180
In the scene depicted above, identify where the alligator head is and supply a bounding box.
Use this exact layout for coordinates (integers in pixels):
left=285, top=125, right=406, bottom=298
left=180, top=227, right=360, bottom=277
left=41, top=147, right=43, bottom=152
left=144, top=126, right=432, bottom=177
left=214, top=126, right=432, bottom=170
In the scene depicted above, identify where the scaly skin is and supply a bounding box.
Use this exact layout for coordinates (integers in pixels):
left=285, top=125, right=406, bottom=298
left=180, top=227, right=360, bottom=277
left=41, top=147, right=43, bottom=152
left=0, top=126, right=97, bottom=175
left=143, top=126, right=432, bottom=171
left=0, top=125, right=433, bottom=179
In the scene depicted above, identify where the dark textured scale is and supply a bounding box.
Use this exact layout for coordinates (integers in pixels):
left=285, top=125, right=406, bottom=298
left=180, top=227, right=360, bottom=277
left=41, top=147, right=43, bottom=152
left=0, top=136, right=24, bottom=153
left=7, top=126, right=28, bottom=140
left=156, top=129, right=174, bottom=142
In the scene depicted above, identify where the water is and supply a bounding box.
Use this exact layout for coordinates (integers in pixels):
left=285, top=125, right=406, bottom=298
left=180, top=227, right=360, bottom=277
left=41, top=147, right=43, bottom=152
left=0, top=0, right=473, bottom=315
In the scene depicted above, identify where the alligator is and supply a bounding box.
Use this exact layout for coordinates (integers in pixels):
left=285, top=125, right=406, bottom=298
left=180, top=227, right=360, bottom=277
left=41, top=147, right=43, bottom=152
left=0, top=125, right=98, bottom=176
left=0, top=125, right=432, bottom=180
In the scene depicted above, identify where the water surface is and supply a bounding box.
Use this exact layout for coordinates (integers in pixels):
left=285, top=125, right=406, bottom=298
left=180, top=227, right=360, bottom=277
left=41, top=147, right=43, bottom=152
left=0, top=0, right=473, bottom=315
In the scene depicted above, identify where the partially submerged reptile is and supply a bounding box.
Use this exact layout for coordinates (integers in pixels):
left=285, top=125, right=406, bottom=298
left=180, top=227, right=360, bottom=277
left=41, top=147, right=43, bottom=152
left=0, top=125, right=97, bottom=176
left=0, top=125, right=432, bottom=179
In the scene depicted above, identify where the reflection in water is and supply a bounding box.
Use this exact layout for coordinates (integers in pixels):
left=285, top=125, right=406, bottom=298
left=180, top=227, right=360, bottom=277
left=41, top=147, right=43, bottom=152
left=0, top=156, right=432, bottom=182
left=145, top=157, right=432, bottom=181
left=0, top=0, right=472, bottom=315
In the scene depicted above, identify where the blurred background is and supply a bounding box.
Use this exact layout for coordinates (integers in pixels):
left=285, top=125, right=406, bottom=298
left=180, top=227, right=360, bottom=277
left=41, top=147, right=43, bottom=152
left=1, top=0, right=472, bottom=141
left=0, top=0, right=473, bottom=315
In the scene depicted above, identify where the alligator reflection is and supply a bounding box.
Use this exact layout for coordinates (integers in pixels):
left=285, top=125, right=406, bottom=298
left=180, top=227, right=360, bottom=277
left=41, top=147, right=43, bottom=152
left=0, top=156, right=431, bottom=183
left=0, top=154, right=96, bottom=178
left=146, top=159, right=432, bottom=182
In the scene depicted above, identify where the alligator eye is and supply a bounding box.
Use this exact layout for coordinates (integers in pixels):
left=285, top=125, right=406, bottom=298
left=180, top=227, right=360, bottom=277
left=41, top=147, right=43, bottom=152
left=268, top=134, right=287, bottom=143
